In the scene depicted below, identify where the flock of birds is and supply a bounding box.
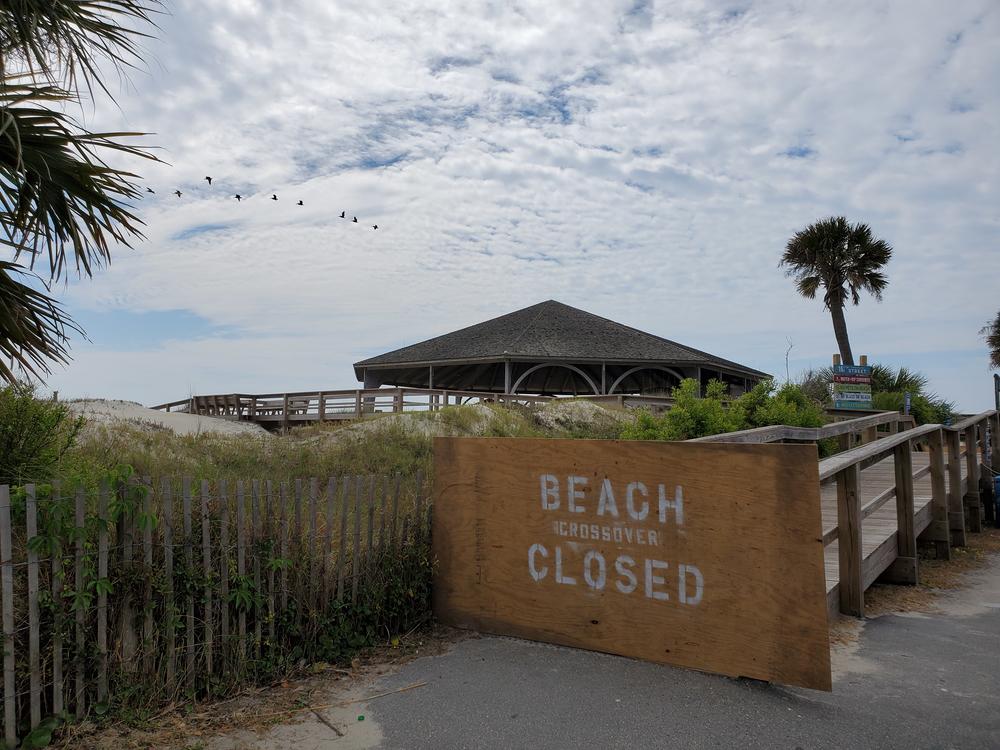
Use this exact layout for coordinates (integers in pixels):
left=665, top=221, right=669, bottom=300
left=148, top=176, right=380, bottom=230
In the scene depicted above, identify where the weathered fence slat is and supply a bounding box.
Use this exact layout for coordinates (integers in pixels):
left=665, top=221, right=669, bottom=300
left=162, top=478, right=175, bottom=689
left=74, top=487, right=86, bottom=715
left=219, top=480, right=230, bottom=665
left=336, top=477, right=350, bottom=601
left=120, top=481, right=136, bottom=669
left=252, top=481, right=262, bottom=658
left=414, top=470, right=426, bottom=543
left=97, top=483, right=110, bottom=703
left=309, top=478, right=318, bottom=611
left=365, top=476, right=376, bottom=577
left=352, top=476, right=363, bottom=604
left=377, top=475, right=388, bottom=555
left=201, top=480, right=214, bottom=681
left=26, top=485, right=41, bottom=728
left=324, top=478, right=335, bottom=603
left=267, top=481, right=276, bottom=644
left=390, top=474, right=401, bottom=549
left=143, top=478, right=155, bottom=676
left=237, top=481, right=247, bottom=661
left=51, top=481, right=64, bottom=716
left=279, top=483, right=289, bottom=611
left=1, top=486, right=17, bottom=748
left=183, top=478, right=195, bottom=688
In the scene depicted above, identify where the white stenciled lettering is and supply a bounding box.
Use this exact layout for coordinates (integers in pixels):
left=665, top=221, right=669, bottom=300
left=679, top=564, right=703, bottom=605
left=644, top=559, right=669, bottom=601
left=568, top=476, right=588, bottom=513
left=615, top=555, right=637, bottom=594
left=658, top=484, right=684, bottom=525
left=583, top=550, right=606, bottom=590
left=528, top=543, right=548, bottom=581
left=555, top=545, right=576, bottom=585
left=626, top=481, right=649, bottom=520
left=597, top=478, right=619, bottom=518
left=541, top=474, right=560, bottom=510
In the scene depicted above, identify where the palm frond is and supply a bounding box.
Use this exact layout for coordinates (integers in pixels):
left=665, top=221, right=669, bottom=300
left=0, top=78, right=157, bottom=283
left=0, top=260, right=81, bottom=380
left=0, top=1, right=162, bottom=99
left=980, top=311, right=1000, bottom=370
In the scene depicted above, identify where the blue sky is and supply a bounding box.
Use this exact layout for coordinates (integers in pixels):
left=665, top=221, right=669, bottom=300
left=34, top=0, right=1000, bottom=411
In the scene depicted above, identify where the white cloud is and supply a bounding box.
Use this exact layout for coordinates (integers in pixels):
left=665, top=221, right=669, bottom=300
left=36, top=0, right=1000, bottom=411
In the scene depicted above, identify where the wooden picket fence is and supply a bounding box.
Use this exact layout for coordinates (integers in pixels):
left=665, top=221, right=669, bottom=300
left=0, top=473, right=431, bottom=747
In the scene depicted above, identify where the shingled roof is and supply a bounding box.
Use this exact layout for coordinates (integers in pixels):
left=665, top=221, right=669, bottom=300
left=354, top=300, right=768, bottom=378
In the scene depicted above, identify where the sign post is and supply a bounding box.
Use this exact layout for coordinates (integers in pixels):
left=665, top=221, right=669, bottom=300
left=433, top=438, right=833, bottom=691
left=831, top=359, right=873, bottom=411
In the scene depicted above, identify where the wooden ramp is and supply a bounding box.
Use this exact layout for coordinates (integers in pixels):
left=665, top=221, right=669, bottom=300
left=820, top=451, right=967, bottom=615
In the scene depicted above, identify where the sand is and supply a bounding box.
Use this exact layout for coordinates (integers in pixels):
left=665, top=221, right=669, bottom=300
left=67, top=399, right=271, bottom=437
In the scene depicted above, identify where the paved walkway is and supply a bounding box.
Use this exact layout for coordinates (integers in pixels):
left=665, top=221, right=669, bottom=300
left=207, top=553, right=1000, bottom=749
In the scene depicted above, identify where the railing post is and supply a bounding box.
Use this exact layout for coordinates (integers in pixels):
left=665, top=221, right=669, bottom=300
left=355, top=390, right=363, bottom=417
left=394, top=389, right=403, bottom=413
left=282, top=393, right=290, bottom=432
left=318, top=392, right=326, bottom=422
left=921, top=429, right=951, bottom=559
left=836, top=465, right=864, bottom=616
left=981, top=418, right=996, bottom=527
left=991, top=413, right=1000, bottom=475
left=249, top=397, right=257, bottom=421
left=879, top=440, right=918, bottom=584
left=964, top=425, right=982, bottom=533
left=945, top=429, right=967, bottom=546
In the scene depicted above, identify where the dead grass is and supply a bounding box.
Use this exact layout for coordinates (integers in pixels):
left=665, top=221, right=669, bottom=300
left=56, top=625, right=469, bottom=750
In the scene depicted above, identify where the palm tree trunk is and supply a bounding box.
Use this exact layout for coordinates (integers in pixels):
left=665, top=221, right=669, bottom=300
left=829, top=303, right=854, bottom=365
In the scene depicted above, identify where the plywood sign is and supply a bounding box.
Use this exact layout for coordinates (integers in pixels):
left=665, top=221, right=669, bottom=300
left=432, top=438, right=832, bottom=691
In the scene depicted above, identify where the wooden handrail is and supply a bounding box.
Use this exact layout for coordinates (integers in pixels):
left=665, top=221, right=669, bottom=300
left=944, top=410, right=996, bottom=432
left=691, top=410, right=905, bottom=444
left=818, top=423, right=940, bottom=481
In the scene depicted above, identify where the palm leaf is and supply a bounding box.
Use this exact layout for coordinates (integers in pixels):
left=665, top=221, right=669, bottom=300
left=0, top=78, right=156, bottom=284
left=0, top=1, right=162, bottom=99
left=0, top=260, right=81, bottom=380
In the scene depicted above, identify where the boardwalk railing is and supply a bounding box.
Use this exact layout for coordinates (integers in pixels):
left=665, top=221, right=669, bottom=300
left=151, top=388, right=676, bottom=427
left=0, top=474, right=431, bottom=747
left=695, top=409, right=1000, bottom=617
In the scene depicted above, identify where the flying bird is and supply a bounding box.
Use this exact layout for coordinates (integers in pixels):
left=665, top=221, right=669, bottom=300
left=146, top=187, right=155, bottom=194
left=297, top=200, right=303, bottom=206
left=234, top=194, right=242, bottom=202
left=372, top=225, right=378, bottom=230
left=271, top=194, right=278, bottom=201
left=339, top=211, right=345, bottom=218
left=352, top=216, right=358, bottom=223
left=174, top=190, right=182, bottom=197
left=205, top=176, right=212, bottom=185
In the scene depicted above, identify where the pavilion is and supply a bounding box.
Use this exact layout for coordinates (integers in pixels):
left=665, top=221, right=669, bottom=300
left=353, top=301, right=769, bottom=397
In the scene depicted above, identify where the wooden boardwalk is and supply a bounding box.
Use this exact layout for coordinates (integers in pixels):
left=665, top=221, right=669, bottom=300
left=820, top=451, right=965, bottom=615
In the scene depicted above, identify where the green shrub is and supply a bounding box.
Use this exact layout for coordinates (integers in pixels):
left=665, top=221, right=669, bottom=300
left=0, top=382, right=82, bottom=484
left=619, top=378, right=827, bottom=442
left=871, top=391, right=955, bottom=425
left=619, top=379, right=744, bottom=441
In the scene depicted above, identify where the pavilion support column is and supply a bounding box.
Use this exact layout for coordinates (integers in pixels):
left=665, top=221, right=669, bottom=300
left=429, top=365, right=434, bottom=390
left=362, top=369, right=378, bottom=415
left=601, top=362, right=607, bottom=395
left=504, top=360, right=511, bottom=394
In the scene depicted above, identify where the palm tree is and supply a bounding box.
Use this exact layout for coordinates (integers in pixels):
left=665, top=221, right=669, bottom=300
left=0, top=2, right=159, bottom=382
left=981, top=311, right=1000, bottom=369
left=780, top=217, right=892, bottom=366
